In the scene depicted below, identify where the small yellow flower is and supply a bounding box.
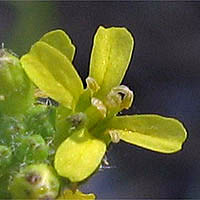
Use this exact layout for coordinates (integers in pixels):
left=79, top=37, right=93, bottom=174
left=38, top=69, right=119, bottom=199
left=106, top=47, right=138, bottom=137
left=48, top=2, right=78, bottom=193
left=21, top=26, right=187, bottom=183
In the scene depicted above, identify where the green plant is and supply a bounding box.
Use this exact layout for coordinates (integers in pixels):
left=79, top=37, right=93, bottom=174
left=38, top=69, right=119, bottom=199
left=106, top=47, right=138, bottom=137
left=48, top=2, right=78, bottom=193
left=0, top=26, right=187, bottom=199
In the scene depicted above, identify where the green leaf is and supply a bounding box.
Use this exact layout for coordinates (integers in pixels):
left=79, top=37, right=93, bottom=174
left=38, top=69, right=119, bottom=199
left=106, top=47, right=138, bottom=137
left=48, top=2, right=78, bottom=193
left=21, top=41, right=83, bottom=110
left=54, top=128, right=106, bottom=182
left=40, top=29, right=75, bottom=61
left=89, top=26, right=134, bottom=97
left=107, top=114, right=187, bottom=153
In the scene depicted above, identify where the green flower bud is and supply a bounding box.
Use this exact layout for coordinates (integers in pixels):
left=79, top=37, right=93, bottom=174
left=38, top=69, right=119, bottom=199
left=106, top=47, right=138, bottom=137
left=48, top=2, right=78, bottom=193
left=25, top=105, right=56, bottom=139
left=16, top=135, right=49, bottom=164
left=9, top=164, right=60, bottom=199
left=0, top=145, right=12, bottom=170
left=0, top=114, right=25, bottom=144
left=0, top=49, right=34, bottom=115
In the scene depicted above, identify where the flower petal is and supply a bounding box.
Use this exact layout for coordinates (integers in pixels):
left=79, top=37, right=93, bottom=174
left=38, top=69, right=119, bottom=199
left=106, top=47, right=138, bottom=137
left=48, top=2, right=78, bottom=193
left=57, top=189, right=95, bottom=200
left=107, top=115, right=187, bottom=153
left=54, top=128, right=106, bottom=182
left=89, top=26, right=134, bottom=97
left=40, top=29, right=75, bottom=61
left=21, top=41, right=83, bottom=110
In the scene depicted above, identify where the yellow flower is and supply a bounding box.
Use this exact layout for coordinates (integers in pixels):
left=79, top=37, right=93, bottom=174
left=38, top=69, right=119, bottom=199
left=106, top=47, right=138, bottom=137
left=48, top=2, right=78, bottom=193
left=21, top=26, right=187, bottom=183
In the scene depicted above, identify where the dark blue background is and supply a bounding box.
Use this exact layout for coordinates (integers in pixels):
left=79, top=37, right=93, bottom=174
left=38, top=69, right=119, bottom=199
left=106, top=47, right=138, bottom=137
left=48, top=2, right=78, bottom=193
left=0, top=1, right=199, bottom=199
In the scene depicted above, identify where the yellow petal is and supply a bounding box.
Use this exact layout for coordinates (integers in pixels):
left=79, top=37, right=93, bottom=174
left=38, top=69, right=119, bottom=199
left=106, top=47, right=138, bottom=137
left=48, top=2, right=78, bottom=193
left=54, top=128, right=106, bottom=182
left=89, top=26, right=134, bottom=97
left=21, top=41, right=83, bottom=109
left=40, top=29, right=75, bottom=61
left=57, top=189, right=95, bottom=200
left=107, top=114, right=187, bottom=153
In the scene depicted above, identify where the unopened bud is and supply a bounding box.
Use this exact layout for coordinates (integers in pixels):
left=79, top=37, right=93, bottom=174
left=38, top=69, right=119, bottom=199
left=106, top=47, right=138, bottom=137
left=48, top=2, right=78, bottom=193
left=0, top=145, right=12, bottom=170
left=0, top=49, right=34, bottom=115
left=9, top=164, right=60, bottom=199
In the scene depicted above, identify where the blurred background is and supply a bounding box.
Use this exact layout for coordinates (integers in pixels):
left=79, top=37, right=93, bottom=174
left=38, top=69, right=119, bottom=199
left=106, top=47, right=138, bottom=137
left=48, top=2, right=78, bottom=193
left=0, top=1, right=200, bottom=199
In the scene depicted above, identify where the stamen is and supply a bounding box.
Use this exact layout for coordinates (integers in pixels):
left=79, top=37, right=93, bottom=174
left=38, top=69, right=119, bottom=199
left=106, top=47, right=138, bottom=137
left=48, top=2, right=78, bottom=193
left=91, top=97, right=107, bottom=118
left=105, top=85, right=134, bottom=111
left=108, top=130, right=120, bottom=143
left=86, top=77, right=100, bottom=94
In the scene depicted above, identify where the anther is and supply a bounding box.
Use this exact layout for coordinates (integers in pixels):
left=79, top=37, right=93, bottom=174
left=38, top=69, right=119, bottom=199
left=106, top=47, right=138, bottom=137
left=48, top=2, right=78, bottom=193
left=108, top=130, right=120, bottom=143
left=91, top=97, right=107, bottom=118
left=105, top=85, right=134, bottom=111
left=86, top=77, right=100, bottom=94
